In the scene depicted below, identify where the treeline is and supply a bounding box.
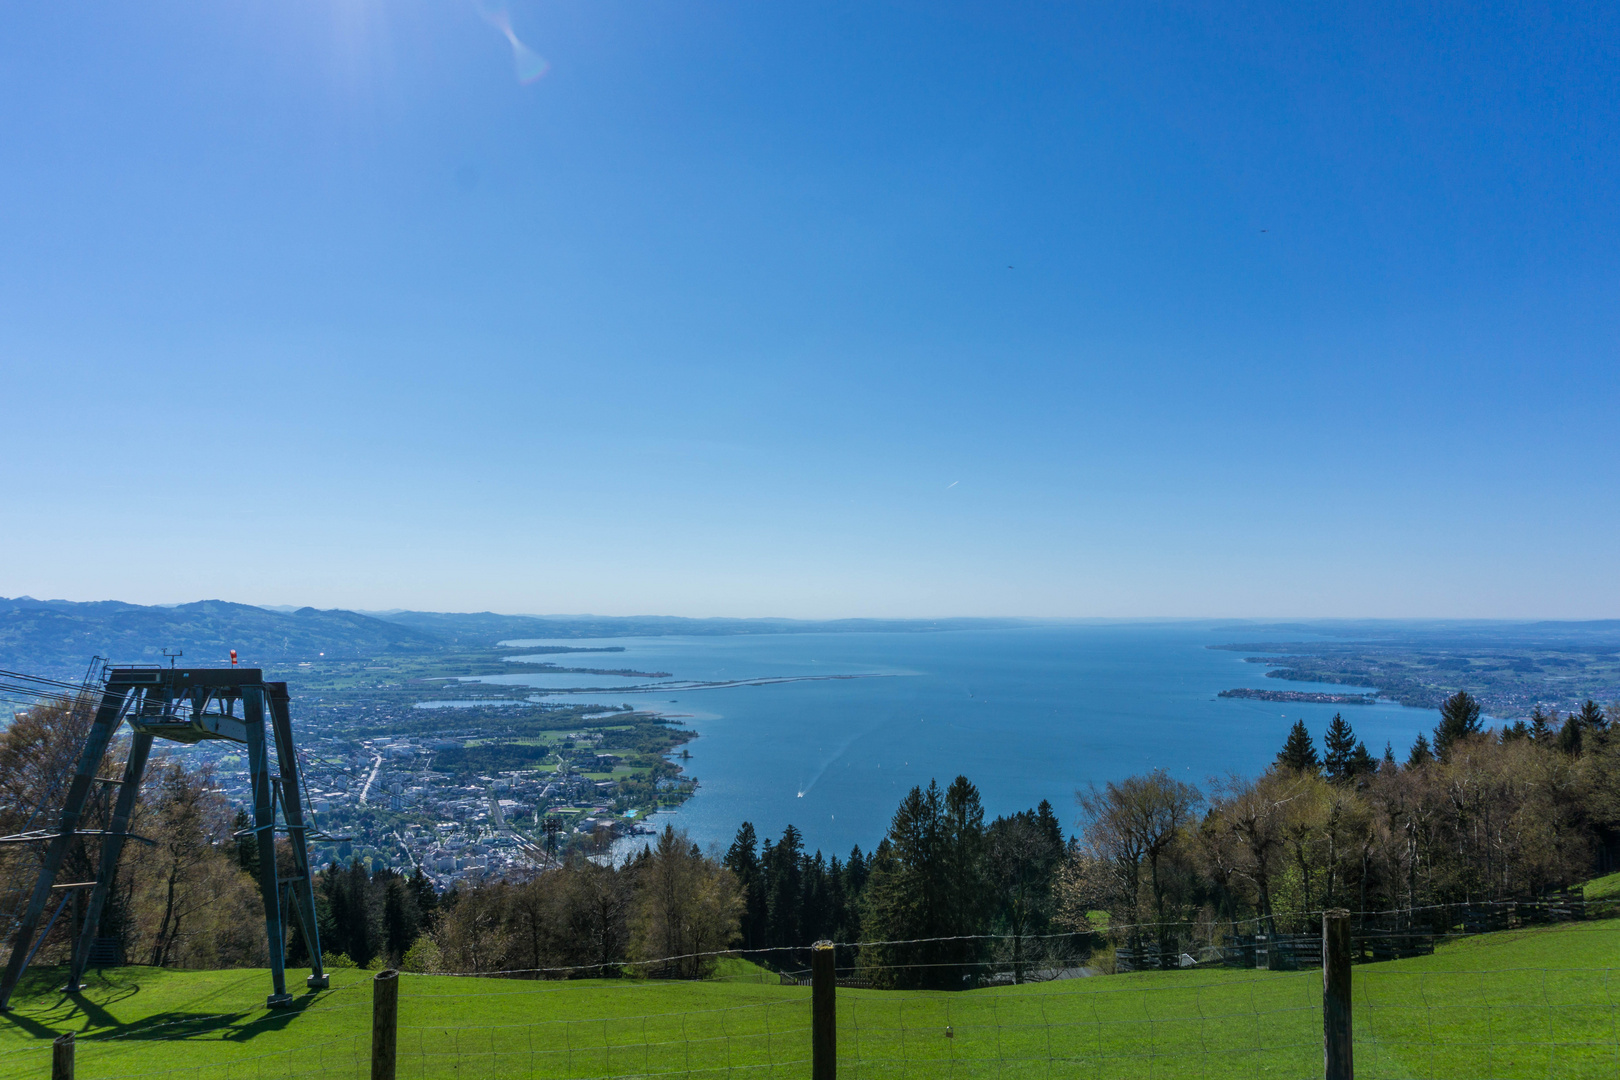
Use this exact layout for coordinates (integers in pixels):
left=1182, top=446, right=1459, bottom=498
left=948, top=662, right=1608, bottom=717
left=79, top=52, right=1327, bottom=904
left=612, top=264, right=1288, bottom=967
left=723, top=787, right=1069, bottom=986
left=6, top=690, right=1617, bottom=987
left=339, top=781, right=1071, bottom=987
left=393, top=825, right=741, bottom=978
left=1064, top=694, right=1620, bottom=965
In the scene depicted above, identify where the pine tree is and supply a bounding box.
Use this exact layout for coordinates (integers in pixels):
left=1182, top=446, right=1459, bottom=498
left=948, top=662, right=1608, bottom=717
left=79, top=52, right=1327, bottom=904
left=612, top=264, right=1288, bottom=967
left=800, top=851, right=832, bottom=944
left=340, top=858, right=377, bottom=967
left=407, top=867, right=440, bottom=933
left=863, top=779, right=979, bottom=988
left=824, top=854, right=850, bottom=943
left=1347, top=740, right=1377, bottom=780
left=319, top=862, right=349, bottom=960
left=724, top=822, right=766, bottom=950
left=763, top=825, right=803, bottom=948
left=382, top=875, right=417, bottom=964
left=1407, top=733, right=1434, bottom=768
left=1529, top=708, right=1554, bottom=742
left=1381, top=741, right=1397, bottom=771
left=844, top=846, right=868, bottom=894
left=1559, top=713, right=1585, bottom=756
left=1275, top=720, right=1321, bottom=774
left=1433, top=691, right=1483, bottom=760
left=1035, top=799, right=1064, bottom=852
left=942, top=775, right=989, bottom=949
left=839, top=846, right=867, bottom=941
left=1578, top=699, right=1607, bottom=733
left=1322, top=714, right=1358, bottom=784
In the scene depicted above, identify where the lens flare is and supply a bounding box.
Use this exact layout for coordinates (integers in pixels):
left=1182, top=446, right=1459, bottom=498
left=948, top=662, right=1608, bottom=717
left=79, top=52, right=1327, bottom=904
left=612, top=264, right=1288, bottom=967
left=479, top=4, right=550, bottom=85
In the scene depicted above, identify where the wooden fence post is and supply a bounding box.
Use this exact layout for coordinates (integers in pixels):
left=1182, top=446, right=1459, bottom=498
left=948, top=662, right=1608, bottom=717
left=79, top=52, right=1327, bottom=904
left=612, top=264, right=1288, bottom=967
left=372, top=969, right=399, bottom=1080
left=51, top=1032, right=73, bottom=1080
left=1323, top=909, right=1352, bottom=1080
left=812, top=940, right=836, bottom=1080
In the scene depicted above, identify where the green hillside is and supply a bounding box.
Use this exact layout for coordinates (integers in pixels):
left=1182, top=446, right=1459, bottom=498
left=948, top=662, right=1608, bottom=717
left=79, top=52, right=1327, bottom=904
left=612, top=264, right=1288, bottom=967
left=2, top=921, right=1614, bottom=1079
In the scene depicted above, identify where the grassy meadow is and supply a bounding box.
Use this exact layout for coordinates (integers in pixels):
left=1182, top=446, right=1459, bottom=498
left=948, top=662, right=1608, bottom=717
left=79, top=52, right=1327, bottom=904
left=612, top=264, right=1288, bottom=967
left=0, top=920, right=1614, bottom=1079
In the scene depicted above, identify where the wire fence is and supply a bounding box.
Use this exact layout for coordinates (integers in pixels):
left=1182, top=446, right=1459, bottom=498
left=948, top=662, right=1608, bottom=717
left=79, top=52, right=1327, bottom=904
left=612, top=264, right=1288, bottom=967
left=3, top=917, right=1615, bottom=1080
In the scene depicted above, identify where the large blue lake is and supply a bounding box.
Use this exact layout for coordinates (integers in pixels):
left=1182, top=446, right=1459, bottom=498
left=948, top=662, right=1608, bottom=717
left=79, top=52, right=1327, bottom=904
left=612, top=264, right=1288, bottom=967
left=474, top=622, right=1437, bottom=857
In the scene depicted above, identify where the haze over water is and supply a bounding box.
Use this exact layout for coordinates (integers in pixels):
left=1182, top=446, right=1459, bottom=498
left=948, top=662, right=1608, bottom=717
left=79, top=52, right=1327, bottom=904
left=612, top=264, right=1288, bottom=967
left=474, top=623, right=1440, bottom=856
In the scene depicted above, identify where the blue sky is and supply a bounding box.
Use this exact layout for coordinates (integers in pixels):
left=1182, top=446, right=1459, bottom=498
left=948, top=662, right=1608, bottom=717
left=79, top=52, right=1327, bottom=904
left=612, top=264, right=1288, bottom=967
left=1, top=2, right=1616, bottom=618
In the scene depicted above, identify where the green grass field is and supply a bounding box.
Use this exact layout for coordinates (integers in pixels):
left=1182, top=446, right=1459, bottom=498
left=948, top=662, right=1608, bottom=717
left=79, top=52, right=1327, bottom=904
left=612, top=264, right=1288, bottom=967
left=1584, top=871, right=1620, bottom=903
left=1, top=921, right=1615, bottom=1080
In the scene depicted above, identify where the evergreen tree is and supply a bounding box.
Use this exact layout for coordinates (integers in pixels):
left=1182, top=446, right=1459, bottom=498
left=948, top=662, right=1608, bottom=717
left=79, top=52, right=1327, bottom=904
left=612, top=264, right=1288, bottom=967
left=840, top=847, right=867, bottom=942
left=844, top=846, right=868, bottom=895
left=862, top=777, right=989, bottom=988
left=941, top=776, right=989, bottom=944
left=800, top=851, right=832, bottom=944
left=1407, top=733, right=1434, bottom=768
left=1035, top=799, right=1064, bottom=851
left=319, top=858, right=381, bottom=967
left=1275, top=720, right=1320, bottom=774
left=381, top=873, right=420, bottom=964
left=862, top=782, right=945, bottom=986
left=1433, top=691, right=1483, bottom=760
left=763, top=825, right=803, bottom=949
left=1322, top=714, right=1358, bottom=784
left=1347, top=740, right=1377, bottom=780
left=1533, top=709, right=1558, bottom=743
left=1546, top=701, right=1606, bottom=756
left=407, top=866, right=440, bottom=933
left=824, top=855, right=849, bottom=943
left=1501, top=720, right=1530, bottom=742
left=724, top=822, right=766, bottom=950
left=1382, top=741, right=1398, bottom=771
left=1558, top=713, right=1585, bottom=756
left=318, top=861, right=349, bottom=959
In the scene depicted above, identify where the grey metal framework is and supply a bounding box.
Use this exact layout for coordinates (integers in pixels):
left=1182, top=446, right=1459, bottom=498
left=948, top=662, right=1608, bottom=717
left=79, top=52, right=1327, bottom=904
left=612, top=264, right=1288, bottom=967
left=0, top=665, right=327, bottom=1010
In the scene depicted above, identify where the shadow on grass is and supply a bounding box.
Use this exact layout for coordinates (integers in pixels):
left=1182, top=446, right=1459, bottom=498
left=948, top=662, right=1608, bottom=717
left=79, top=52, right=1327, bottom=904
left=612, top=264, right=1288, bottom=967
left=0, top=1009, right=60, bottom=1040
left=3, top=966, right=335, bottom=1044
left=75, top=988, right=334, bottom=1044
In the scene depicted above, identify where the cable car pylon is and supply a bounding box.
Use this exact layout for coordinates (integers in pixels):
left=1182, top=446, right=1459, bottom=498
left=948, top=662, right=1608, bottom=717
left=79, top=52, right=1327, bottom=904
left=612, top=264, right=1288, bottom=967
left=0, top=663, right=329, bottom=1010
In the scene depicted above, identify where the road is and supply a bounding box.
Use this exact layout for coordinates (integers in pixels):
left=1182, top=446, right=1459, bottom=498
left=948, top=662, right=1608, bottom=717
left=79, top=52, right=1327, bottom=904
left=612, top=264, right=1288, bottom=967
left=356, top=754, right=383, bottom=805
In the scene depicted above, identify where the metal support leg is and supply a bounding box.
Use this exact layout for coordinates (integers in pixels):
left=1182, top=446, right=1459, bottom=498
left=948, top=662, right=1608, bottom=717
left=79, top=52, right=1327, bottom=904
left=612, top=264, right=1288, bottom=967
left=66, top=732, right=153, bottom=990
left=0, top=688, right=130, bottom=1011
left=269, top=685, right=327, bottom=989
left=244, top=688, right=291, bottom=1007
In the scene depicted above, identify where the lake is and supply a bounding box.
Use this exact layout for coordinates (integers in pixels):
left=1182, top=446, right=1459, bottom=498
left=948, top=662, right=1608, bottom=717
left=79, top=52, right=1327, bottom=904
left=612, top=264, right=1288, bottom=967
left=472, top=622, right=1438, bottom=858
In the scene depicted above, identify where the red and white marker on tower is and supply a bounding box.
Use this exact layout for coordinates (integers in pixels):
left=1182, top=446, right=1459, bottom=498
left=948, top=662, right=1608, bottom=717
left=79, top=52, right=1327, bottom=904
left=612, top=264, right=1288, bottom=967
left=230, top=649, right=238, bottom=667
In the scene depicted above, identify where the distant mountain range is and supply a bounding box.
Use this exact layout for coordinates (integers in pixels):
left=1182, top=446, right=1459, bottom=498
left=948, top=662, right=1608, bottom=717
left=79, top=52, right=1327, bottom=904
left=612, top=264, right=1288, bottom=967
left=374, top=609, right=1025, bottom=644
left=0, top=597, right=442, bottom=676
left=0, top=597, right=1029, bottom=677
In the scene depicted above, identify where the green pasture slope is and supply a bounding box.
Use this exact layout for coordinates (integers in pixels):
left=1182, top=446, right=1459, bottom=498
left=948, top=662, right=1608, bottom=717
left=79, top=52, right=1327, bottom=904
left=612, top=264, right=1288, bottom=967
left=1, top=921, right=1615, bottom=1080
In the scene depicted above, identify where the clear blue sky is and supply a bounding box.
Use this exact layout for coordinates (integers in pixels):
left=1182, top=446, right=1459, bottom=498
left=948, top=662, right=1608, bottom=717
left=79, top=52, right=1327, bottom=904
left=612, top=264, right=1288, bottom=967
left=1, top=2, right=1616, bottom=618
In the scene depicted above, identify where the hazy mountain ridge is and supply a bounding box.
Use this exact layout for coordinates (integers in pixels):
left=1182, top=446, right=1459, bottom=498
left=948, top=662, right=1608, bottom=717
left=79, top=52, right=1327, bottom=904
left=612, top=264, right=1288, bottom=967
left=0, top=598, right=1033, bottom=677
left=0, top=597, right=441, bottom=676
left=374, top=610, right=1033, bottom=643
